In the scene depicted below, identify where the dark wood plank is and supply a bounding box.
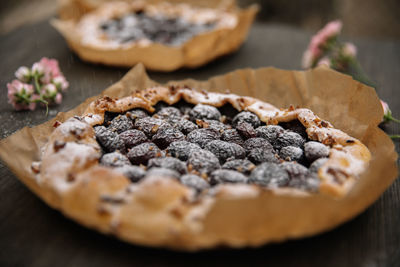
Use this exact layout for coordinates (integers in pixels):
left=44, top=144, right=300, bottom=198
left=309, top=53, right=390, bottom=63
left=0, top=18, right=399, bottom=267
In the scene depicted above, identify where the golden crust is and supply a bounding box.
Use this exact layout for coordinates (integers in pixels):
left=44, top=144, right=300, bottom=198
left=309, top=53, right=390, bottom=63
left=31, top=84, right=372, bottom=250
left=52, top=0, right=258, bottom=71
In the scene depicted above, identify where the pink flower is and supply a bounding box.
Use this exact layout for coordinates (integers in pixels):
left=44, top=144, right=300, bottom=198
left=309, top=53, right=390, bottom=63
left=53, top=76, right=69, bottom=91
left=7, top=80, right=36, bottom=111
left=15, top=66, right=31, bottom=82
left=381, top=100, right=390, bottom=117
left=32, top=62, right=44, bottom=75
left=39, top=57, right=62, bottom=83
left=317, top=57, right=332, bottom=67
left=7, top=80, right=33, bottom=97
left=55, top=93, right=63, bottom=104
left=303, top=20, right=343, bottom=69
left=44, top=83, right=58, bottom=97
left=8, top=58, right=68, bottom=112
left=342, top=42, right=357, bottom=58
left=320, top=20, right=343, bottom=40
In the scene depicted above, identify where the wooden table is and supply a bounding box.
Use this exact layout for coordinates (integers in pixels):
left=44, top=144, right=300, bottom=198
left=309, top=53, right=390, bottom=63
left=0, top=19, right=399, bottom=267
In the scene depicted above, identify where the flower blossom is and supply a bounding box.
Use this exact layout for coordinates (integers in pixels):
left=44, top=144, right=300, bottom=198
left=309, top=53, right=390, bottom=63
left=43, top=83, right=58, bottom=98
left=7, top=80, right=36, bottom=111
left=381, top=100, right=390, bottom=116
left=39, top=57, right=62, bottom=83
left=302, top=20, right=343, bottom=68
left=53, top=76, right=69, bottom=92
left=7, top=57, right=68, bottom=112
left=317, top=57, right=331, bottom=67
left=342, top=42, right=357, bottom=58
left=15, top=66, right=31, bottom=82
left=55, top=93, right=63, bottom=104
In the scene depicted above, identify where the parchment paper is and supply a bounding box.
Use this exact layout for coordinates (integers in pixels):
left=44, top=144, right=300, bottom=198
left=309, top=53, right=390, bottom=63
left=0, top=64, right=398, bottom=249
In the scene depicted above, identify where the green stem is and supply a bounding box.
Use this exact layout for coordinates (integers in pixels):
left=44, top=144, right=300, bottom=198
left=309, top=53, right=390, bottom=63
left=390, top=135, right=400, bottom=139
left=19, top=94, right=32, bottom=103
left=389, top=116, right=400, bottom=124
left=34, top=98, right=49, bottom=116
left=33, top=74, right=41, bottom=94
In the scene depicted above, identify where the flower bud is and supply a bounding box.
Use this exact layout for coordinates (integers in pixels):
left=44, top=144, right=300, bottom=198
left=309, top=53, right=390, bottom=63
left=55, top=93, right=63, bottom=104
left=32, top=62, right=44, bottom=75
left=7, top=80, right=36, bottom=111
left=342, top=42, right=357, bottom=58
left=53, top=76, right=69, bottom=91
left=44, top=83, right=58, bottom=97
left=381, top=100, right=390, bottom=117
left=15, top=66, right=31, bottom=82
left=317, top=57, right=331, bottom=67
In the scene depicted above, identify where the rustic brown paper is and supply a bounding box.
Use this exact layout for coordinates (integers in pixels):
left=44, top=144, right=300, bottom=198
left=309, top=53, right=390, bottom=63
left=53, top=0, right=258, bottom=71
left=0, top=64, right=398, bottom=249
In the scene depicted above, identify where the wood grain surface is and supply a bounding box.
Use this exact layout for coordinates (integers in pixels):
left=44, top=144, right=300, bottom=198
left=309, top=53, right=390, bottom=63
left=0, top=19, right=399, bottom=267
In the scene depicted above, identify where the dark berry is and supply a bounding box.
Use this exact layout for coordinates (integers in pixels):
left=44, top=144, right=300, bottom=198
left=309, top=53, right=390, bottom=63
left=127, top=142, right=162, bottom=165
left=94, top=126, right=125, bottom=152
left=180, top=174, right=210, bottom=191
left=309, top=158, right=328, bottom=173
left=167, top=116, right=198, bottom=134
left=221, top=129, right=244, bottom=146
left=279, top=146, right=304, bottom=162
left=148, top=157, right=187, bottom=174
left=204, top=140, right=246, bottom=163
left=187, top=149, right=220, bottom=175
left=280, top=120, right=308, bottom=139
left=187, top=128, right=221, bottom=148
left=248, top=148, right=279, bottom=164
left=280, top=162, right=309, bottom=180
left=243, top=137, right=274, bottom=153
left=114, top=165, right=146, bottom=182
left=196, top=119, right=231, bottom=133
left=119, top=129, right=148, bottom=149
left=232, top=111, right=261, bottom=128
left=100, top=152, right=130, bottom=167
left=256, top=125, right=285, bottom=146
left=134, top=117, right=165, bottom=138
left=189, top=104, right=221, bottom=121
left=249, top=162, right=289, bottom=187
left=109, top=115, right=134, bottom=134
left=304, top=141, right=330, bottom=162
left=151, top=124, right=185, bottom=149
left=275, top=131, right=305, bottom=150
left=154, top=107, right=182, bottom=119
left=281, top=162, right=319, bottom=191
left=145, top=167, right=180, bottom=179
left=210, top=169, right=248, bottom=185
left=236, top=121, right=256, bottom=139
left=126, top=109, right=148, bottom=122
left=167, top=141, right=201, bottom=161
left=222, top=159, right=255, bottom=175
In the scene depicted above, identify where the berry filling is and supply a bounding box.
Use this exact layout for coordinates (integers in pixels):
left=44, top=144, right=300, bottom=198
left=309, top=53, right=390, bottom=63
left=99, top=10, right=216, bottom=46
left=95, top=102, right=332, bottom=193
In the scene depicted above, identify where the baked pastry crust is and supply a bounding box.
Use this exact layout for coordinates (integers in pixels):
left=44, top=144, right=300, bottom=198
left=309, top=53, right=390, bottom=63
left=34, top=84, right=371, bottom=249
left=52, top=0, right=258, bottom=70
